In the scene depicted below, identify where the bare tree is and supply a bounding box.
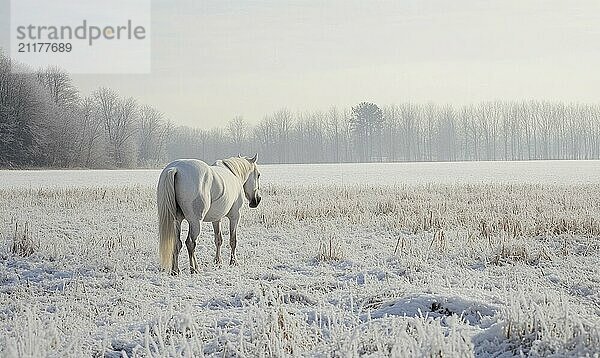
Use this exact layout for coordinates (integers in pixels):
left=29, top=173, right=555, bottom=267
left=137, top=105, right=167, bottom=166
left=273, top=109, right=292, bottom=163
left=227, top=115, right=247, bottom=154
left=94, top=88, right=138, bottom=167
left=0, top=54, right=49, bottom=167
left=36, top=66, right=81, bottom=166
left=78, top=96, right=105, bottom=167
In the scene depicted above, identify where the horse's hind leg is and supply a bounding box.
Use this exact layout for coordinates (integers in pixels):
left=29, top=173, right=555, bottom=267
left=186, top=219, right=201, bottom=274
left=172, top=220, right=182, bottom=275
left=212, top=221, right=223, bottom=266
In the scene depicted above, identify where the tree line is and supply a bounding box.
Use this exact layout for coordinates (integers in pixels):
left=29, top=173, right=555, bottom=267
left=1, top=52, right=171, bottom=168
left=2, top=51, right=600, bottom=168
left=167, top=100, right=600, bottom=164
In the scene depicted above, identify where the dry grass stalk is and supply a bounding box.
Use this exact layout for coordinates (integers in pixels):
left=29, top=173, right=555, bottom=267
left=11, top=221, right=37, bottom=257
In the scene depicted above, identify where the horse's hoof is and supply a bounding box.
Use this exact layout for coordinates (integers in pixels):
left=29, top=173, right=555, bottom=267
left=190, top=268, right=199, bottom=274
left=170, top=269, right=179, bottom=276
left=229, top=258, right=238, bottom=266
left=214, top=259, right=222, bottom=266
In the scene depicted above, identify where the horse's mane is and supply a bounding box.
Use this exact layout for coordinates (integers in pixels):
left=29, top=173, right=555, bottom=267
left=220, top=157, right=254, bottom=179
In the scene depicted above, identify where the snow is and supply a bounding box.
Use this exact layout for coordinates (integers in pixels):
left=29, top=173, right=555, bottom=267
left=1, top=162, right=600, bottom=356
left=2, top=159, right=600, bottom=189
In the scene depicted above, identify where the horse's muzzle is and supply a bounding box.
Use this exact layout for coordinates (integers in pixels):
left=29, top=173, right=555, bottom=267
left=249, top=196, right=261, bottom=208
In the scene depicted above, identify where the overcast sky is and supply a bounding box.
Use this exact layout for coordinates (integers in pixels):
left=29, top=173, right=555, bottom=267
left=3, top=0, right=600, bottom=128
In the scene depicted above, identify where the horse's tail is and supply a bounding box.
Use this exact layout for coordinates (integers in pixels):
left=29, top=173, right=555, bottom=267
left=157, top=168, right=178, bottom=271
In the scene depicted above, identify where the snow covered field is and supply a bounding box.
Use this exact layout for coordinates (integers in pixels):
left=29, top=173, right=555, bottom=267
left=1, top=161, right=600, bottom=357
left=3, top=160, right=600, bottom=189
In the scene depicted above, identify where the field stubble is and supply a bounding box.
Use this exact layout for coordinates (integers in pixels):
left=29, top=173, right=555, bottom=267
left=0, top=183, right=599, bottom=356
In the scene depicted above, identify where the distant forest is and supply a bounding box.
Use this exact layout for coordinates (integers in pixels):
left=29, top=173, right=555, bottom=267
left=2, top=51, right=600, bottom=168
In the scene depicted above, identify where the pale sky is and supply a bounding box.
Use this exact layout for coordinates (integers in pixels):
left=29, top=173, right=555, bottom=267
left=3, top=0, right=600, bottom=128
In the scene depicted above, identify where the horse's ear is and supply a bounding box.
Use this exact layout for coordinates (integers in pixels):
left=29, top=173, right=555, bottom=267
left=249, top=153, right=258, bottom=163
left=237, top=153, right=242, bottom=158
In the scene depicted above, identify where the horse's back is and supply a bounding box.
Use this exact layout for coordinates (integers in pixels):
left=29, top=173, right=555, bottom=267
left=159, top=158, right=244, bottom=222
left=162, top=159, right=210, bottom=175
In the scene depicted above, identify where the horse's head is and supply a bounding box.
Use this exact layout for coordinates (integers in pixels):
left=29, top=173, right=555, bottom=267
left=243, top=154, right=262, bottom=208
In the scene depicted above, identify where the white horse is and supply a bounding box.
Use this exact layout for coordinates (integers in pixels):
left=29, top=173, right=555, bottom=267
left=157, top=154, right=261, bottom=274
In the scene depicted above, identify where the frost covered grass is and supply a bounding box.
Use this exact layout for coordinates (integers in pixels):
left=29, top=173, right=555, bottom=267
left=1, top=182, right=599, bottom=357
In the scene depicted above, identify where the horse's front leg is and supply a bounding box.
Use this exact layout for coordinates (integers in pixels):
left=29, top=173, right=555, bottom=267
left=229, top=214, right=240, bottom=265
left=212, top=221, right=223, bottom=266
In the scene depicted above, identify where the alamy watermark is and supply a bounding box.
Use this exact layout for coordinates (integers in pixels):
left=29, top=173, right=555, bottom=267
left=10, top=0, right=151, bottom=74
